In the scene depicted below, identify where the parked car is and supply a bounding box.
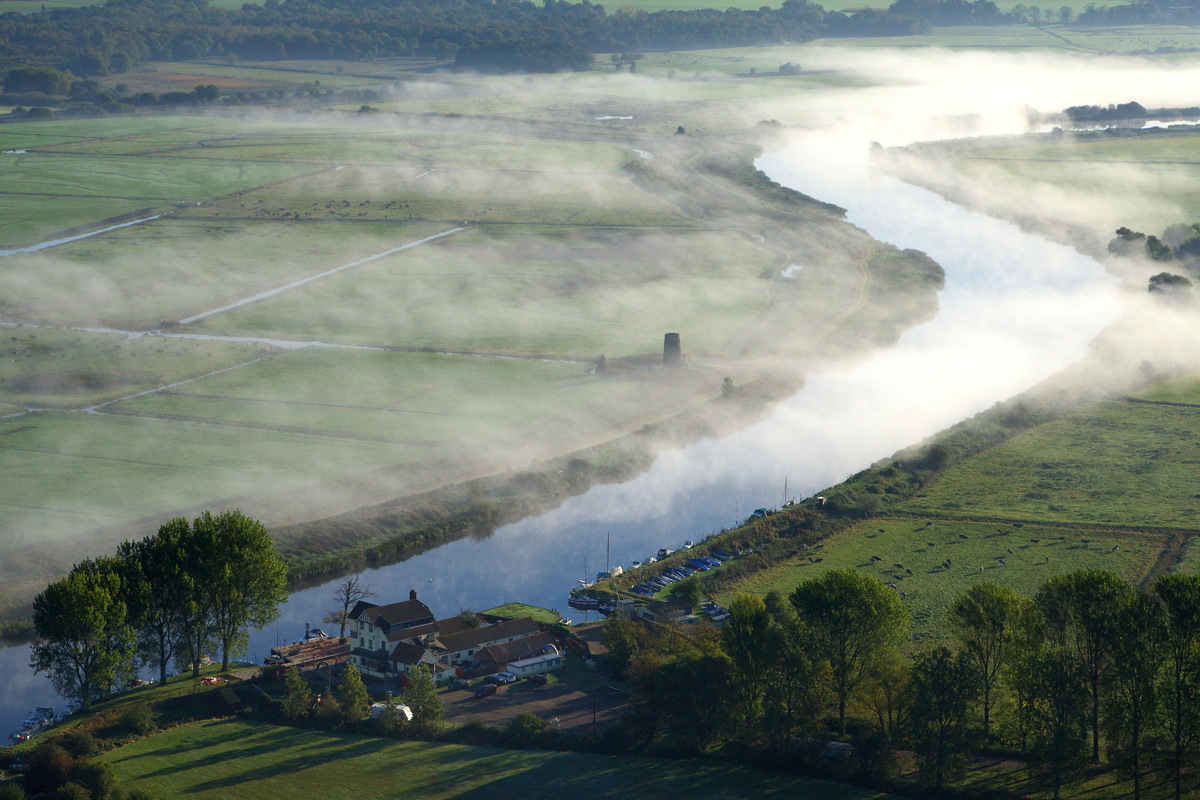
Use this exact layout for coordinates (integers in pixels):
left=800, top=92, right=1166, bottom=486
left=526, top=674, right=548, bottom=686
left=474, top=683, right=497, bottom=698
left=485, top=672, right=517, bottom=685
left=448, top=679, right=471, bottom=691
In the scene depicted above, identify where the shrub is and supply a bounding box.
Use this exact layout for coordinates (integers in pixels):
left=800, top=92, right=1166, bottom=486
left=0, top=783, right=28, bottom=800
left=505, top=713, right=547, bottom=748
left=26, top=744, right=75, bottom=796
left=52, top=783, right=91, bottom=800
left=117, top=704, right=154, bottom=736
left=69, top=760, right=118, bottom=800
left=59, top=730, right=100, bottom=758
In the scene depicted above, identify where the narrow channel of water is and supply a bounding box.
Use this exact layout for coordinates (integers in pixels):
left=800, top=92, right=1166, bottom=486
left=0, top=128, right=1122, bottom=740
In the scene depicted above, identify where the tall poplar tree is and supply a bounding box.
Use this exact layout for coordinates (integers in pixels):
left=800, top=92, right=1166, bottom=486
left=203, top=510, right=288, bottom=671
left=791, top=569, right=909, bottom=734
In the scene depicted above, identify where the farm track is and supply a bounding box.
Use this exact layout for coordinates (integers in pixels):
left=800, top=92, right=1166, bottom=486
left=93, top=406, right=450, bottom=445
left=885, top=508, right=1200, bottom=540
left=160, top=390, right=460, bottom=414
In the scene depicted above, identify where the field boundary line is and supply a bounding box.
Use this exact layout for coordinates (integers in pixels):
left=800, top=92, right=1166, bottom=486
left=178, top=226, right=464, bottom=324
left=84, top=355, right=276, bottom=413
left=0, top=214, right=163, bottom=258
left=883, top=510, right=1200, bottom=537
left=1121, top=396, right=1200, bottom=410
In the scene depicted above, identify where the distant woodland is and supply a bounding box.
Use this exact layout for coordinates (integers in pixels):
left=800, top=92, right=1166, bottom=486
left=0, top=0, right=1178, bottom=78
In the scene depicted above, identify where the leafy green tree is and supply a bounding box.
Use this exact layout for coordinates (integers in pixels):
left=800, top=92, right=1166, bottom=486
left=1154, top=574, right=1200, bottom=800
left=1028, top=647, right=1090, bottom=800
left=856, top=649, right=911, bottom=742
left=375, top=692, right=407, bottom=735
left=69, top=759, right=119, bottom=800
left=949, top=580, right=1021, bottom=740
left=201, top=510, right=287, bottom=671
left=403, top=665, right=443, bottom=735
left=176, top=518, right=217, bottom=678
left=3, top=66, right=71, bottom=94
left=764, top=612, right=831, bottom=742
left=791, top=569, right=909, bottom=734
left=654, top=650, right=736, bottom=748
left=721, top=594, right=774, bottom=727
left=600, top=613, right=650, bottom=678
left=1105, top=592, right=1166, bottom=800
left=1037, top=569, right=1133, bottom=762
left=31, top=561, right=136, bottom=711
left=674, top=577, right=703, bottom=609
left=282, top=667, right=312, bottom=723
left=337, top=663, right=370, bottom=721
left=910, top=646, right=977, bottom=789
left=117, top=519, right=190, bottom=684
left=506, top=712, right=547, bottom=747
left=1004, top=596, right=1044, bottom=752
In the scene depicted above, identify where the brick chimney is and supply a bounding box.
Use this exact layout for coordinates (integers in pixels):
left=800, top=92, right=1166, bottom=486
left=409, top=588, right=417, bottom=601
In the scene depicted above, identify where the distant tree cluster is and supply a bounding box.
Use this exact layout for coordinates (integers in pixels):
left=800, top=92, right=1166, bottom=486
left=601, top=568, right=1200, bottom=799
left=0, top=0, right=1052, bottom=82
left=1064, top=101, right=1147, bottom=122
left=1109, top=223, right=1200, bottom=295
left=31, top=510, right=287, bottom=710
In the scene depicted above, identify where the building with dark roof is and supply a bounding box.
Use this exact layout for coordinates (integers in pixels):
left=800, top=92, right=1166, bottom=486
left=475, top=631, right=557, bottom=672
left=429, top=617, right=542, bottom=666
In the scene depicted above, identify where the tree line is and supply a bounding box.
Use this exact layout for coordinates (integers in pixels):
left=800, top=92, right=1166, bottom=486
left=0, top=0, right=1044, bottom=81
left=31, top=510, right=287, bottom=711
left=603, top=568, right=1200, bottom=800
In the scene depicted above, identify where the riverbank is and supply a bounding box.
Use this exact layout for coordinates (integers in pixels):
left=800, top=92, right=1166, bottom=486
left=677, top=297, right=1200, bottom=636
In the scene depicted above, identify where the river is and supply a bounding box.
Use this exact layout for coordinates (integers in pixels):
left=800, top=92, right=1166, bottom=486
left=0, top=127, right=1123, bottom=740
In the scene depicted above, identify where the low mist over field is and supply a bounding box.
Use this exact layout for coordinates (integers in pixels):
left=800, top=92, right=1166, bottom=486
left=3, top=44, right=1200, bottom=615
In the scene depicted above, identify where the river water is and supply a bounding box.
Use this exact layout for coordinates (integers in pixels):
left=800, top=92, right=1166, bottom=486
left=0, top=128, right=1123, bottom=739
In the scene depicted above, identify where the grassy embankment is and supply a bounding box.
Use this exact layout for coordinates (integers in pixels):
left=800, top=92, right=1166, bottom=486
left=0, top=67, right=944, bottom=624
left=101, top=718, right=899, bottom=800
left=880, top=126, right=1200, bottom=263
left=698, top=353, right=1200, bottom=640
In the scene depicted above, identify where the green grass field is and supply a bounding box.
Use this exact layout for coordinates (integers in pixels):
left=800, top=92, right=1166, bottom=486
left=733, top=518, right=1168, bottom=640
left=106, top=719, right=900, bottom=800
left=948, top=128, right=1200, bottom=232
left=724, top=369, right=1200, bottom=639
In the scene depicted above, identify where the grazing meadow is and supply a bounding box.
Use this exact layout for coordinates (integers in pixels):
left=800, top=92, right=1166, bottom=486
left=726, top=369, right=1200, bottom=639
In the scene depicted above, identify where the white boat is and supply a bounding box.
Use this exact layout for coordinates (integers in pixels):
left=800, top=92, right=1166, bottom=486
left=9, top=707, right=54, bottom=743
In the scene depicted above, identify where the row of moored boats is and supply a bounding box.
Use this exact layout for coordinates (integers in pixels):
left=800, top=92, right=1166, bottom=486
left=569, top=546, right=744, bottom=614
left=626, top=550, right=735, bottom=600
left=6, top=704, right=74, bottom=745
